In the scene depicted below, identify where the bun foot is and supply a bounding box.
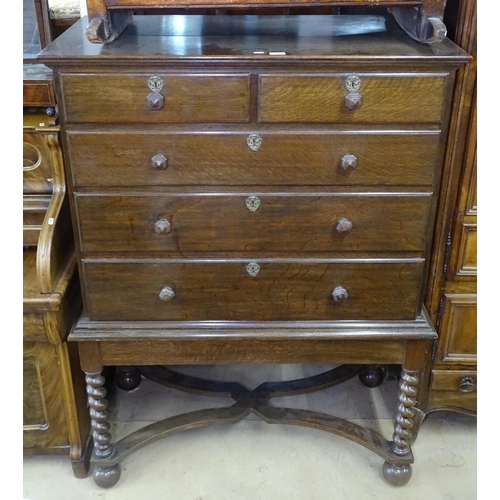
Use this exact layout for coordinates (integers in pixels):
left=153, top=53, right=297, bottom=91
left=115, top=367, right=142, bottom=391
left=93, top=464, right=121, bottom=488
left=359, top=366, right=385, bottom=388
left=382, top=461, right=412, bottom=486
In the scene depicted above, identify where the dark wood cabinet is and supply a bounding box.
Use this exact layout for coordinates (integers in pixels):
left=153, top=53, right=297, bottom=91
left=423, top=0, right=476, bottom=415
left=38, top=13, right=469, bottom=488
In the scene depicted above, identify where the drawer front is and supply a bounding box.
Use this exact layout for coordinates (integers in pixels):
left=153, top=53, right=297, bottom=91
left=67, top=130, right=440, bottom=187
left=430, top=370, right=477, bottom=393
left=259, top=74, right=447, bottom=123
left=61, top=73, right=250, bottom=123
left=83, top=260, right=423, bottom=321
left=77, top=193, right=431, bottom=253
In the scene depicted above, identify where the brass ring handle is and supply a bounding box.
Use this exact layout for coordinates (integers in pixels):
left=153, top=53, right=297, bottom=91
left=336, top=218, right=353, bottom=234
left=458, top=377, right=475, bottom=393
left=332, top=286, right=349, bottom=302
left=155, top=218, right=172, bottom=235
left=341, top=154, right=358, bottom=171
left=151, top=154, right=168, bottom=170
left=159, top=286, right=175, bottom=302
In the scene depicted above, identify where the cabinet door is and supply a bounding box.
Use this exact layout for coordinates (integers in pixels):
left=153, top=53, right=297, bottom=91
left=23, top=342, right=69, bottom=451
left=434, top=294, right=477, bottom=365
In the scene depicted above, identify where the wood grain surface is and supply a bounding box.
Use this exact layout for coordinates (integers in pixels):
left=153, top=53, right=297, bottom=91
left=75, top=192, right=432, bottom=253
left=82, top=259, right=424, bottom=321
left=66, top=129, right=441, bottom=187
left=259, top=74, right=447, bottom=123
left=61, top=73, right=251, bottom=123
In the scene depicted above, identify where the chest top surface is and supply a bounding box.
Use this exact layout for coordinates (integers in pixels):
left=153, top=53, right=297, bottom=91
left=37, top=14, right=468, bottom=67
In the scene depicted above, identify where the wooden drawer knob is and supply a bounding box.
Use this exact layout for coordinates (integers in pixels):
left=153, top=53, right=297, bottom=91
left=159, top=286, right=175, bottom=302
left=336, top=218, right=353, bottom=234
left=147, top=75, right=165, bottom=111
left=147, top=93, right=165, bottom=110
left=344, top=75, right=363, bottom=110
left=459, top=377, right=475, bottom=393
left=155, top=218, right=172, bottom=235
left=332, top=286, right=349, bottom=302
left=341, top=154, right=358, bottom=171
left=151, top=154, right=168, bottom=170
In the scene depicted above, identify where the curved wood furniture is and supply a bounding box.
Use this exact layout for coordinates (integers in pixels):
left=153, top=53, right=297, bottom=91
left=23, top=115, right=91, bottom=476
left=38, top=13, right=469, bottom=488
left=23, top=1, right=91, bottom=474
left=82, top=0, right=449, bottom=44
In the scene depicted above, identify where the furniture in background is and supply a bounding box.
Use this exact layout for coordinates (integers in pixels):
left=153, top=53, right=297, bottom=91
left=423, top=0, right=477, bottom=416
left=23, top=0, right=91, bottom=476
left=80, top=0, right=449, bottom=44
left=38, top=13, right=469, bottom=488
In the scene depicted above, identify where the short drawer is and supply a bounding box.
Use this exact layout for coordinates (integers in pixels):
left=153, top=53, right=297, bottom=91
left=76, top=192, right=432, bottom=253
left=66, top=130, right=440, bottom=187
left=259, top=74, right=447, bottom=123
left=430, top=370, right=477, bottom=393
left=82, top=259, right=423, bottom=321
left=60, top=73, right=250, bottom=123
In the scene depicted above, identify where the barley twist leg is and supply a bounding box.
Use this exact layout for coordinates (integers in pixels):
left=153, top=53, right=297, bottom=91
left=86, top=371, right=121, bottom=488
left=383, top=369, right=419, bottom=486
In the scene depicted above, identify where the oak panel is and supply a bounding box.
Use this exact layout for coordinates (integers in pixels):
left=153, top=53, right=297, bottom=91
left=455, top=223, right=477, bottom=276
left=23, top=342, right=69, bottom=450
left=76, top=192, right=432, bottom=253
left=435, top=294, right=476, bottom=364
left=98, top=338, right=407, bottom=365
left=82, top=259, right=424, bottom=321
left=61, top=73, right=251, bottom=123
left=66, top=130, right=440, bottom=187
left=259, top=74, right=447, bottom=123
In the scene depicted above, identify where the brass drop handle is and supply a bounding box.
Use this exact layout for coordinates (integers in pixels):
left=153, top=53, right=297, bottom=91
left=341, top=154, right=358, bottom=171
left=147, top=75, right=165, bottom=111
left=336, top=218, right=353, bottom=234
left=159, top=286, right=175, bottom=302
left=155, top=218, right=172, bottom=235
left=332, top=286, right=349, bottom=302
left=458, top=377, right=475, bottom=393
left=344, top=75, right=362, bottom=110
left=151, top=154, right=168, bottom=170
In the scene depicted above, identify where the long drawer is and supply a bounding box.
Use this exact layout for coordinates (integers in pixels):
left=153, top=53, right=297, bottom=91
left=76, top=192, right=432, bottom=253
left=82, top=259, right=424, bottom=322
left=66, top=130, right=440, bottom=187
left=60, top=73, right=251, bottom=123
left=259, top=74, right=447, bottom=124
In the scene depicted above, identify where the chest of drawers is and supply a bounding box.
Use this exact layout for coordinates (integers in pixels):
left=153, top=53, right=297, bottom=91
left=38, top=13, right=469, bottom=488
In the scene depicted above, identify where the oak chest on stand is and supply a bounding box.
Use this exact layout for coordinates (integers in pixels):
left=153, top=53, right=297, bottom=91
left=38, top=13, right=469, bottom=488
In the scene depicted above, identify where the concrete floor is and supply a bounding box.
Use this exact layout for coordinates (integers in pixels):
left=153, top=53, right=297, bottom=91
left=23, top=365, right=477, bottom=499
